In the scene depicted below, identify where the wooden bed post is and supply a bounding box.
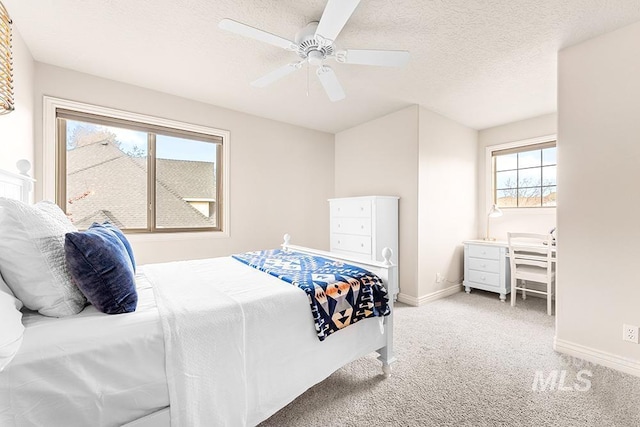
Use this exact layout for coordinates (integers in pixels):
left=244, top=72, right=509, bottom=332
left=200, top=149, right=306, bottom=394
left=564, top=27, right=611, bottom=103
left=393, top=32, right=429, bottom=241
left=281, top=234, right=397, bottom=378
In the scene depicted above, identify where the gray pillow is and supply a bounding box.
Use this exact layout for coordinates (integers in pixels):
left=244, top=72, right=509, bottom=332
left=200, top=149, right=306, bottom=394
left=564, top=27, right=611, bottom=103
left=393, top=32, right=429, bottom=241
left=0, top=198, right=86, bottom=317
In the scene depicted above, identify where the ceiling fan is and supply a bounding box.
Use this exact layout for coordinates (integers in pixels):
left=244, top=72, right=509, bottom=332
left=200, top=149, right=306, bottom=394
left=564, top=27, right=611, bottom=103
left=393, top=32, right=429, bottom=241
left=218, top=0, right=409, bottom=102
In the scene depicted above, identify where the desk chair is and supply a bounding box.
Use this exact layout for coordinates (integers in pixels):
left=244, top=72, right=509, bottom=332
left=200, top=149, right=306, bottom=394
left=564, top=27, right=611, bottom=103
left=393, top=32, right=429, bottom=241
left=508, top=232, right=555, bottom=315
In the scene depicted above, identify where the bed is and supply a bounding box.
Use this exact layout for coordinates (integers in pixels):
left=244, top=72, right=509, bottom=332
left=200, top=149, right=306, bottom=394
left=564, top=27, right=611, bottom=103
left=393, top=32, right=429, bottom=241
left=0, top=167, right=397, bottom=427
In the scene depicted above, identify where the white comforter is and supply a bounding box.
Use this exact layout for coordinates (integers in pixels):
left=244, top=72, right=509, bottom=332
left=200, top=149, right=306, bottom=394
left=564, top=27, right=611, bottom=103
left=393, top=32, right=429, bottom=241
left=145, top=256, right=385, bottom=427
left=0, top=274, right=168, bottom=427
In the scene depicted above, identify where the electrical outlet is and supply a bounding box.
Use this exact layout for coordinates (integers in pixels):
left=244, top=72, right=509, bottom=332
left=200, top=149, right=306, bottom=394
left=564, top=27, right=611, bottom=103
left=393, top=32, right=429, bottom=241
left=623, top=324, right=639, bottom=344
left=436, top=273, right=443, bottom=283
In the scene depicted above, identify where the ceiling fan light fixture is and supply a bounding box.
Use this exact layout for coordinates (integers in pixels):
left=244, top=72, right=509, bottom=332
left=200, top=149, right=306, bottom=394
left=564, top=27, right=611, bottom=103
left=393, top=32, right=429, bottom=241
left=296, top=23, right=334, bottom=61
left=307, top=50, right=324, bottom=66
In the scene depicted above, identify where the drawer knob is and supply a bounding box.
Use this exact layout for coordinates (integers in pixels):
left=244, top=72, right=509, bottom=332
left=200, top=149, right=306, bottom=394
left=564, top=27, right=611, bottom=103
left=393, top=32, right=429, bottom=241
left=338, top=224, right=341, bottom=228
left=360, top=243, right=364, bottom=247
left=360, top=225, right=364, bottom=229
left=360, top=207, right=364, bottom=211
left=482, top=251, right=486, bottom=255
left=338, top=240, right=341, bottom=244
left=482, top=264, right=487, bottom=268
left=481, top=276, right=486, bottom=281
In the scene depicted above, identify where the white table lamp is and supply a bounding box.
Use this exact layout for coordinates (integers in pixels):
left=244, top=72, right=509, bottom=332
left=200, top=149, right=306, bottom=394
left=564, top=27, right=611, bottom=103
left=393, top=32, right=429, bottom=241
left=485, top=204, right=503, bottom=241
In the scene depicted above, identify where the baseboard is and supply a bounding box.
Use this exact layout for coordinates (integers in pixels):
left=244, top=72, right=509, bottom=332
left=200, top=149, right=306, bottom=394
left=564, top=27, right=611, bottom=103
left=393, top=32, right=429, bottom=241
left=396, top=293, right=420, bottom=306
left=554, top=337, right=640, bottom=378
left=397, top=284, right=462, bottom=307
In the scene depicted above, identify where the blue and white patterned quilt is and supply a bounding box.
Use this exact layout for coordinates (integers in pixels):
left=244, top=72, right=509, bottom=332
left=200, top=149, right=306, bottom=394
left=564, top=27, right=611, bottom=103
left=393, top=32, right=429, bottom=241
left=232, top=249, right=390, bottom=341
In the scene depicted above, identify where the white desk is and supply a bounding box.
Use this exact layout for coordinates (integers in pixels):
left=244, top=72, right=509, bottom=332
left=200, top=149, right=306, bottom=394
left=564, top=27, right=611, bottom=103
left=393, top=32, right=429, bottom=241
left=462, top=239, right=556, bottom=301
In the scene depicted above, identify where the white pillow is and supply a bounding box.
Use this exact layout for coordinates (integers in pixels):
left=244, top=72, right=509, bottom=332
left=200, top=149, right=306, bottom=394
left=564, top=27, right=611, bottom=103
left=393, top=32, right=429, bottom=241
left=0, top=273, right=24, bottom=371
left=0, top=270, right=22, bottom=310
left=0, top=199, right=86, bottom=317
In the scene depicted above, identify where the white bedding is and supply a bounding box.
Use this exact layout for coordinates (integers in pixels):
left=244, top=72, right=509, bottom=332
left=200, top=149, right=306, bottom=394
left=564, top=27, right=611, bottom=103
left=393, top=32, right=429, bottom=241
left=0, top=273, right=169, bottom=427
left=1, top=256, right=387, bottom=427
left=145, top=256, right=386, bottom=427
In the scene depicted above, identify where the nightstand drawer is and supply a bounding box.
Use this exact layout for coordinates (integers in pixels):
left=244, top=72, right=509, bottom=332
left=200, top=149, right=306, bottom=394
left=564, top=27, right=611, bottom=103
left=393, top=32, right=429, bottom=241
left=468, top=245, right=500, bottom=260
left=331, top=234, right=372, bottom=255
left=331, top=218, right=371, bottom=236
left=330, top=200, right=372, bottom=218
left=467, top=270, right=500, bottom=288
left=468, top=258, right=500, bottom=273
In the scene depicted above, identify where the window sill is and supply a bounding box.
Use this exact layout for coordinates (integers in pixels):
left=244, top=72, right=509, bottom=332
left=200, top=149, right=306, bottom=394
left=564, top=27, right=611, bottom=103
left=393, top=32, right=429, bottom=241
left=126, top=230, right=229, bottom=242
left=498, top=207, right=556, bottom=215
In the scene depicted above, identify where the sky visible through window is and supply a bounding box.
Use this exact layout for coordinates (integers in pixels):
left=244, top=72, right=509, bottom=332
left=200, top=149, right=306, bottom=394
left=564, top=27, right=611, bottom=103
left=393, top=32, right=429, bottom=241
left=66, top=121, right=216, bottom=161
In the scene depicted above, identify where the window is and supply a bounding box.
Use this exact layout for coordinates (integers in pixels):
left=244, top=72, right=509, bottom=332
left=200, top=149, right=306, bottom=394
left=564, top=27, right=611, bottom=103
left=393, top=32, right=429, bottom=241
left=492, top=141, right=556, bottom=208
left=56, top=109, right=224, bottom=232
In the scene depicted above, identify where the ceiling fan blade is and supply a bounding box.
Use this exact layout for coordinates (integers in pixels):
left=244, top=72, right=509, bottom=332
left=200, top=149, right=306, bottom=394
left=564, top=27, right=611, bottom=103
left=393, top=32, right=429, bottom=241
left=316, top=65, right=345, bottom=102
left=339, top=49, right=410, bottom=67
left=219, top=18, right=297, bottom=51
left=315, top=0, right=361, bottom=42
left=251, top=62, right=303, bottom=88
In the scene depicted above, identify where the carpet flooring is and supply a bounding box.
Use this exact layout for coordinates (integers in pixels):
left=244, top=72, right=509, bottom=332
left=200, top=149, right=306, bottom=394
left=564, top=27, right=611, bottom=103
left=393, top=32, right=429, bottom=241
left=260, top=290, right=640, bottom=427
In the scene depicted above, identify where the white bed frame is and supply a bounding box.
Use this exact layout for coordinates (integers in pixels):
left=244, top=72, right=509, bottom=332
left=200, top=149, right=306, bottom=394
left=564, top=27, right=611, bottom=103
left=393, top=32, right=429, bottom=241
left=0, top=164, right=34, bottom=203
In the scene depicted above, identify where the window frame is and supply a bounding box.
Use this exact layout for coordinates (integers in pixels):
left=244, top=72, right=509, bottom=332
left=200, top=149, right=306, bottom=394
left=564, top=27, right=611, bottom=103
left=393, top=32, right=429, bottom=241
left=485, top=135, right=557, bottom=212
left=43, top=96, right=230, bottom=236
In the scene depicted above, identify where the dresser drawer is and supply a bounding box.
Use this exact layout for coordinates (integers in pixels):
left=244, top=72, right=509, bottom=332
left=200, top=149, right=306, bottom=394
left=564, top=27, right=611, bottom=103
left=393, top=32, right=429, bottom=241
left=468, top=244, right=500, bottom=260
left=331, top=218, right=371, bottom=236
left=331, top=234, right=372, bottom=256
left=467, top=270, right=500, bottom=288
left=330, top=200, right=372, bottom=218
left=468, top=257, right=500, bottom=273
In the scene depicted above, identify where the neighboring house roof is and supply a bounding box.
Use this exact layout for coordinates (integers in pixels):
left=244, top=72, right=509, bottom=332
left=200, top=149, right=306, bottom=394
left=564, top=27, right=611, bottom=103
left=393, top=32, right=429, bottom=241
left=73, top=210, right=126, bottom=229
left=66, top=141, right=216, bottom=230
left=156, top=158, right=215, bottom=200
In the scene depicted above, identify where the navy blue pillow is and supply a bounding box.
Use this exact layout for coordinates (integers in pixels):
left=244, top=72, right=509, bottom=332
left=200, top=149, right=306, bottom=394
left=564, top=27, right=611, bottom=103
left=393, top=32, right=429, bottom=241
left=93, top=222, right=136, bottom=272
left=65, top=226, right=137, bottom=314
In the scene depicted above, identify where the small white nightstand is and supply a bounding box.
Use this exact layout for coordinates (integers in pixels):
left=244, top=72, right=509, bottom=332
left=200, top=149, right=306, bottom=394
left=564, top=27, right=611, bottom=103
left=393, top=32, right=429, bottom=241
left=463, top=240, right=511, bottom=301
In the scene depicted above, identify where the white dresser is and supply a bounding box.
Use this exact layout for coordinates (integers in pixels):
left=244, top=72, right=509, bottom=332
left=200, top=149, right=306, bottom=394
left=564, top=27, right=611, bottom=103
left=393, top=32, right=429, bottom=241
left=463, top=240, right=511, bottom=301
left=329, top=196, right=398, bottom=262
left=329, top=196, right=399, bottom=297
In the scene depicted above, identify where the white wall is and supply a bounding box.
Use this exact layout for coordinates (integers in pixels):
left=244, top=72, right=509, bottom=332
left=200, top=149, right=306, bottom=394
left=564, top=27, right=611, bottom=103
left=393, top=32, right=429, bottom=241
left=34, top=63, right=334, bottom=265
left=335, top=105, right=477, bottom=304
left=478, top=114, right=557, bottom=240
left=0, top=27, right=33, bottom=175
left=419, top=107, right=477, bottom=298
left=556, top=21, right=640, bottom=373
left=335, top=105, right=419, bottom=299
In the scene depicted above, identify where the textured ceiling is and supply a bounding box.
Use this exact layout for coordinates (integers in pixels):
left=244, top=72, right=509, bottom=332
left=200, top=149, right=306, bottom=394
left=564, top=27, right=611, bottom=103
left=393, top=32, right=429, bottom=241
left=5, top=0, right=640, bottom=133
